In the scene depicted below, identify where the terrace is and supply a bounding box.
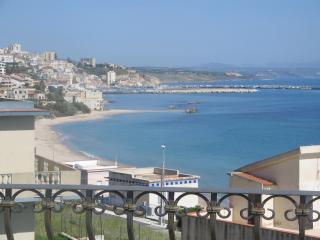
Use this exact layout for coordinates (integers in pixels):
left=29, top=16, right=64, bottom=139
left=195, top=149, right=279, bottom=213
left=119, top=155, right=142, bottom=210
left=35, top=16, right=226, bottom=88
left=0, top=184, right=319, bottom=240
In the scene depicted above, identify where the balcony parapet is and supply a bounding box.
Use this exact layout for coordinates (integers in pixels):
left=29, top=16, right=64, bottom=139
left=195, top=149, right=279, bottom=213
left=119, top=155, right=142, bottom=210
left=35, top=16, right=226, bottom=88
left=0, top=184, right=320, bottom=240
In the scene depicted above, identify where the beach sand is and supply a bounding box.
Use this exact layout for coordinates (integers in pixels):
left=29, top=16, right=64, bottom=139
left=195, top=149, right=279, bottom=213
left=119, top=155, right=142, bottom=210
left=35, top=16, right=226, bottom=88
left=35, top=109, right=146, bottom=164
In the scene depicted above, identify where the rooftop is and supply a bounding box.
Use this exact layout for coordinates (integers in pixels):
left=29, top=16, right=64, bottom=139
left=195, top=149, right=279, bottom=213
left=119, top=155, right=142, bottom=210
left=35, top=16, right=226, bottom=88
left=235, top=145, right=320, bottom=173
left=109, top=167, right=200, bottom=183
left=0, top=99, right=49, bottom=116
left=229, top=171, right=275, bottom=186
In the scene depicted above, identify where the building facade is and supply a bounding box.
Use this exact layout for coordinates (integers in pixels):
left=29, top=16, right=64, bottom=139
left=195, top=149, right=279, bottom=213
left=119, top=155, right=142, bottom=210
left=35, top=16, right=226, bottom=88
left=43, top=51, right=57, bottom=61
left=0, top=100, right=81, bottom=239
left=80, top=58, right=96, bottom=67
left=229, top=145, right=320, bottom=232
left=107, top=70, right=116, bottom=85
left=0, top=62, right=5, bottom=75
left=64, top=90, right=104, bottom=111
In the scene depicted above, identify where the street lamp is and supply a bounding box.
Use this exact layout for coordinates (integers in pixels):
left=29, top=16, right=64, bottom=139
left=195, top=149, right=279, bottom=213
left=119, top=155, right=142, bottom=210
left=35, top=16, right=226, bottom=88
left=159, top=145, right=166, bottom=226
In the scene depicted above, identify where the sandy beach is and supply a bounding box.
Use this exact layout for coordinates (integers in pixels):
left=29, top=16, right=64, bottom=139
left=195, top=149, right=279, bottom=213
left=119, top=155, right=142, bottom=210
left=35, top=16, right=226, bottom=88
left=35, top=109, right=149, bottom=164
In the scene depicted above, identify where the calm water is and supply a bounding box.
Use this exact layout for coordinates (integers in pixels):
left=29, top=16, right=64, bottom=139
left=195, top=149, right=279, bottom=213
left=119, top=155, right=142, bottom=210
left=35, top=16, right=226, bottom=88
left=55, top=79, right=320, bottom=187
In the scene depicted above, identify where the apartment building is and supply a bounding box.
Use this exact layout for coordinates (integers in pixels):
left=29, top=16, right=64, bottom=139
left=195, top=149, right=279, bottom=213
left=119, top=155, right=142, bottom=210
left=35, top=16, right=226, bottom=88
left=43, top=51, right=57, bottom=61
left=80, top=57, right=96, bottom=67
left=107, top=70, right=116, bottom=85
left=65, top=90, right=104, bottom=111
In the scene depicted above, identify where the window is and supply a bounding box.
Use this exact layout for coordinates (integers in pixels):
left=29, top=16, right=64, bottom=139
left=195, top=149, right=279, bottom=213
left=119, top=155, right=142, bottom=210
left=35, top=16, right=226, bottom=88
left=193, top=180, right=197, bottom=183
left=170, top=182, right=173, bottom=185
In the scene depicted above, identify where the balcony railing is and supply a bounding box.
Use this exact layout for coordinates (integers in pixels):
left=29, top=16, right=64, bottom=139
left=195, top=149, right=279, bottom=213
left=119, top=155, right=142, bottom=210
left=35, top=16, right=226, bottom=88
left=35, top=171, right=61, bottom=184
left=0, top=174, right=12, bottom=184
left=0, top=184, right=320, bottom=240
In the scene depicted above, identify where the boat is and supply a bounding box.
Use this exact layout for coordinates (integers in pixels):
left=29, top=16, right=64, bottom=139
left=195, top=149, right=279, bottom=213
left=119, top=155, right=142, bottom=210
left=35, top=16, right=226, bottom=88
left=185, top=107, right=197, bottom=113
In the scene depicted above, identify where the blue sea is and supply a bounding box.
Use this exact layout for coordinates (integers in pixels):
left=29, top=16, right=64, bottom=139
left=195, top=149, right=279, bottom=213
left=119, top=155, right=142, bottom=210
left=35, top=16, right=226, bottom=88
left=55, top=78, right=320, bottom=187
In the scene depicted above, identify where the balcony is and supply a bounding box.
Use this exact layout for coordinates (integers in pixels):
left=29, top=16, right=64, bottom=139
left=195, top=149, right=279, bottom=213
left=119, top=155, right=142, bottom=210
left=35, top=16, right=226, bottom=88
left=0, top=184, right=320, bottom=240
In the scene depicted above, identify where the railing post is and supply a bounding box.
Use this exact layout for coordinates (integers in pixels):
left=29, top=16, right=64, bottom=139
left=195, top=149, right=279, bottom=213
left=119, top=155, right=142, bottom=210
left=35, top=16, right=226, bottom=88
left=126, top=190, right=135, bottom=240
left=44, top=189, right=54, bottom=240
left=167, top=192, right=176, bottom=240
left=209, top=193, right=217, bottom=240
left=85, top=190, right=95, bottom=240
left=298, top=195, right=307, bottom=240
left=252, top=194, right=262, bottom=240
left=4, top=188, right=14, bottom=240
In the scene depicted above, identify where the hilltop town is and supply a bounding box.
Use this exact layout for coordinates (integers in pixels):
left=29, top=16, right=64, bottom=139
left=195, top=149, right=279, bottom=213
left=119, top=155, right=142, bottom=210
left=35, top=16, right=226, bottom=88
left=0, top=43, right=160, bottom=116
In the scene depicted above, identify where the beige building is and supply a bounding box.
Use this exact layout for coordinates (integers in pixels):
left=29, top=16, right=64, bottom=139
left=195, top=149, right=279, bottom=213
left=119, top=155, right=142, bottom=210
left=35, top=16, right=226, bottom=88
left=229, top=145, right=320, bottom=232
left=0, top=99, right=81, bottom=239
left=43, top=51, right=57, bottom=61
left=65, top=90, right=104, bottom=111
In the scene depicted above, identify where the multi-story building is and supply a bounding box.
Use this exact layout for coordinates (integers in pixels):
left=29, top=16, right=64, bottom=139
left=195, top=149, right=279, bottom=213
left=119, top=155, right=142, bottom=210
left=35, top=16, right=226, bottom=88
left=6, top=88, right=35, bottom=100
left=0, top=54, right=14, bottom=63
left=0, top=100, right=81, bottom=239
left=8, top=43, right=22, bottom=53
left=65, top=90, right=104, bottom=111
left=43, top=51, right=57, bottom=61
left=229, top=145, right=320, bottom=232
left=107, top=70, right=116, bottom=85
left=80, top=58, right=96, bottom=67
left=108, top=167, right=200, bottom=220
left=0, top=61, right=5, bottom=75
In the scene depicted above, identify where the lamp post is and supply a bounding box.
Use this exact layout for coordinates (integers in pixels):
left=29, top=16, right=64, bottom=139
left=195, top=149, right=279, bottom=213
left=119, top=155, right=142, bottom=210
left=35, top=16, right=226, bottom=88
left=159, top=145, right=166, bottom=225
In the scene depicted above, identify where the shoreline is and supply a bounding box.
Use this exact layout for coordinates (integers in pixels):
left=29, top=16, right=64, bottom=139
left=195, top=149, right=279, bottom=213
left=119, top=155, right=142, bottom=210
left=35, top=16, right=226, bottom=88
left=35, top=109, right=159, bottom=165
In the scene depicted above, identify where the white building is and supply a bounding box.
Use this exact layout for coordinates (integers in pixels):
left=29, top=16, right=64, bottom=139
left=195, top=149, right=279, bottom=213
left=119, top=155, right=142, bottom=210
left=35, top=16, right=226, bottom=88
left=80, top=58, right=96, bottom=67
left=108, top=167, right=200, bottom=220
left=65, top=160, right=119, bottom=185
left=43, top=51, right=57, bottom=61
left=107, top=70, right=116, bottom=85
left=0, top=62, right=5, bottom=75
left=0, top=54, right=14, bottom=63
left=8, top=43, right=22, bottom=53
left=6, top=88, right=40, bottom=100
left=64, top=90, right=104, bottom=111
left=229, top=145, right=320, bottom=233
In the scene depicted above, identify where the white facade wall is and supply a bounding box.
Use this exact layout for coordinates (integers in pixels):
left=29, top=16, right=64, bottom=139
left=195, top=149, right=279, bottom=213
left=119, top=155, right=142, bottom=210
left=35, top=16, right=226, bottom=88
left=0, top=116, right=35, bottom=174
left=107, top=71, right=116, bottom=85
left=0, top=62, right=5, bottom=75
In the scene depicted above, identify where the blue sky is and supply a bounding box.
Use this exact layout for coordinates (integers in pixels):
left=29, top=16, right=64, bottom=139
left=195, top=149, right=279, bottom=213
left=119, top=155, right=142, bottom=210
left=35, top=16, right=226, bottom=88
left=0, top=0, right=319, bottom=67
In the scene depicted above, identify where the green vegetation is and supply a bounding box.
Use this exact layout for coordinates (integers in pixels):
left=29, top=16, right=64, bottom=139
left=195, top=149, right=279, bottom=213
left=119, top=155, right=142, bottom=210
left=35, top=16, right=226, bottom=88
left=35, top=206, right=180, bottom=240
left=36, top=86, right=91, bottom=117
left=77, top=63, right=128, bottom=78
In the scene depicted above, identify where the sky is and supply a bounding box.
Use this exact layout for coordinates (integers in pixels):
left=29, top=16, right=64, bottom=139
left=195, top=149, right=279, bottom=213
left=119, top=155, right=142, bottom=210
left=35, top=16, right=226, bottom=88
left=0, top=0, right=319, bottom=67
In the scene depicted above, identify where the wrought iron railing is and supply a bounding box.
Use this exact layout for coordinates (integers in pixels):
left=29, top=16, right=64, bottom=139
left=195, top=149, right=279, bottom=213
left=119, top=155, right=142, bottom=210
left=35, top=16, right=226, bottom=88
left=0, top=184, right=320, bottom=240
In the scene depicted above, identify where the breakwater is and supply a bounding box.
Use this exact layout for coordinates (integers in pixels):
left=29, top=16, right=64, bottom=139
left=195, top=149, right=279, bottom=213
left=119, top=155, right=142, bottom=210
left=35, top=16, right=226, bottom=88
left=103, top=87, right=257, bottom=94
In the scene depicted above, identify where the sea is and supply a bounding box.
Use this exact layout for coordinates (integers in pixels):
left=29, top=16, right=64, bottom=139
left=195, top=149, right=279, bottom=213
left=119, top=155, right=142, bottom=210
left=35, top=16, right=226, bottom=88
left=54, top=78, right=320, bottom=188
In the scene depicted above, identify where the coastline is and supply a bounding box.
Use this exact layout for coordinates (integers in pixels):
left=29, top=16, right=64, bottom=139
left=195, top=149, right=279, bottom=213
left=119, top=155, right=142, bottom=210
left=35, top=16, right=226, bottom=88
left=35, top=109, right=154, bottom=165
